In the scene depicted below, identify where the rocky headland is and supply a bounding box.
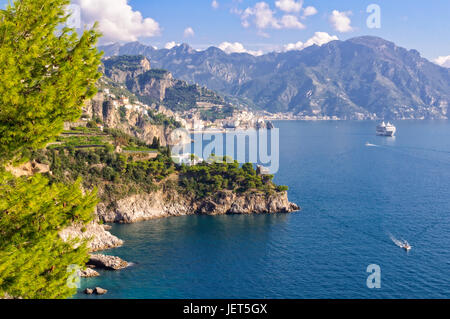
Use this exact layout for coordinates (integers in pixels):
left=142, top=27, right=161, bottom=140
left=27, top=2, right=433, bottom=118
left=97, top=189, right=299, bottom=224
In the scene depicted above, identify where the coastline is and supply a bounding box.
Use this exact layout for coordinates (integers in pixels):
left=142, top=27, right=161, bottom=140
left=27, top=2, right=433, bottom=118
left=64, top=186, right=299, bottom=285
left=188, top=118, right=450, bottom=135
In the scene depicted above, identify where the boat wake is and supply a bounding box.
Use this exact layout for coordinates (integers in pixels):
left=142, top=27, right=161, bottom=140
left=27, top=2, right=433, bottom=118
left=388, top=233, right=404, bottom=247
left=365, top=142, right=378, bottom=147
left=388, top=233, right=411, bottom=251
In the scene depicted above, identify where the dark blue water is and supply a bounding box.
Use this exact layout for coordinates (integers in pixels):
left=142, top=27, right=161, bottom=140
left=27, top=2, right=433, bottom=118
left=76, top=121, right=450, bottom=299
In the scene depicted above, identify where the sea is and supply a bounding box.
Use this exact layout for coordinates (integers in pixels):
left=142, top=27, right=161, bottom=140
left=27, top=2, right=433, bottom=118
left=76, top=120, right=450, bottom=299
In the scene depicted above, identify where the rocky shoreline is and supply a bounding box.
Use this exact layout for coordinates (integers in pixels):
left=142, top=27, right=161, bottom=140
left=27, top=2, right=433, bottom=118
left=96, top=189, right=299, bottom=224
left=62, top=188, right=299, bottom=294
left=66, top=189, right=300, bottom=251
left=87, top=254, right=129, bottom=270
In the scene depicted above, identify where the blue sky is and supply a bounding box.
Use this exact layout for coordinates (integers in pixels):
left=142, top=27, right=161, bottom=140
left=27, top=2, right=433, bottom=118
left=1, top=0, right=449, bottom=64
left=127, top=0, right=449, bottom=59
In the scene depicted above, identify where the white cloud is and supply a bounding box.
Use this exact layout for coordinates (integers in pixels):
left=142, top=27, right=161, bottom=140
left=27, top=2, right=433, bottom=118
left=218, top=42, right=263, bottom=56
left=434, top=55, right=450, bottom=68
left=257, top=30, right=271, bottom=38
left=239, top=1, right=316, bottom=32
left=241, top=2, right=281, bottom=29
left=329, top=10, right=353, bottom=33
left=75, top=0, right=161, bottom=43
left=275, top=0, right=303, bottom=13
left=303, top=6, right=317, bottom=17
left=184, top=27, right=195, bottom=38
left=283, top=32, right=338, bottom=51
left=280, top=15, right=305, bottom=29
left=211, top=0, right=219, bottom=9
left=164, top=41, right=179, bottom=50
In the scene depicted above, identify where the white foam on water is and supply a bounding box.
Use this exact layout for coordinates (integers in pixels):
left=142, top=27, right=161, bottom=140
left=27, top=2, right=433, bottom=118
left=388, top=232, right=408, bottom=248
left=365, top=142, right=378, bottom=147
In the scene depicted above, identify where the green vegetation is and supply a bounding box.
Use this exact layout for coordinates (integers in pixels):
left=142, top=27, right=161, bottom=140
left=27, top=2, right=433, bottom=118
left=104, top=128, right=153, bottom=149
left=0, top=173, right=97, bottom=299
left=63, top=126, right=98, bottom=134
left=54, top=126, right=109, bottom=149
left=52, top=135, right=107, bottom=149
left=0, top=0, right=101, bottom=299
left=103, top=55, right=147, bottom=73
left=0, top=0, right=101, bottom=164
left=163, top=83, right=232, bottom=115
left=164, top=85, right=202, bottom=111
left=31, top=128, right=172, bottom=203
left=138, top=69, right=169, bottom=83
left=199, top=105, right=235, bottom=122
left=119, top=106, right=128, bottom=122
left=35, top=146, right=174, bottom=204
left=179, top=160, right=283, bottom=199
left=146, top=109, right=182, bottom=128
left=33, top=143, right=288, bottom=205
left=122, top=146, right=158, bottom=152
left=32, top=127, right=289, bottom=205
left=51, top=126, right=163, bottom=153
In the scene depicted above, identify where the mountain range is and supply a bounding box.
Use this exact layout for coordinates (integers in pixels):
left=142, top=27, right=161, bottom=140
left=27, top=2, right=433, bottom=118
left=99, top=36, right=450, bottom=120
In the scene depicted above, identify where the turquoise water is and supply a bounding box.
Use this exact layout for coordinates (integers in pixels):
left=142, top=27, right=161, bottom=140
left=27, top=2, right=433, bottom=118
left=76, top=121, right=450, bottom=299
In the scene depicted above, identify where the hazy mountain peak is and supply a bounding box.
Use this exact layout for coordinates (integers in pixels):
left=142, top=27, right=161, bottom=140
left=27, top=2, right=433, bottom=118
left=346, top=35, right=396, bottom=47
left=174, top=43, right=194, bottom=54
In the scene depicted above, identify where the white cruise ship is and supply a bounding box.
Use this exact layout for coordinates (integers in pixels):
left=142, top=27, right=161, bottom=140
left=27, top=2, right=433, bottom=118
left=376, top=121, right=396, bottom=136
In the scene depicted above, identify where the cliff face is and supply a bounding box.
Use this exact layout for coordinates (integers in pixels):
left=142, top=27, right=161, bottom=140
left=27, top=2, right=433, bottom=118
left=97, top=189, right=299, bottom=224
left=59, top=222, right=123, bottom=252
left=133, top=71, right=174, bottom=101
left=197, top=190, right=299, bottom=215
left=83, top=93, right=171, bottom=146
left=103, top=56, right=176, bottom=102
left=103, top=55, right=151, bottom=83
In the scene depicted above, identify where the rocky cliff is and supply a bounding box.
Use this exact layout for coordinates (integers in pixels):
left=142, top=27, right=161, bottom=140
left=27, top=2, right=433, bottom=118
left=83, top=92, right=172, bottom=146
left=97, top=189, right=299, bottom=224
left=59, top=187, right=298, bottom=253
left=104, top=56, right=176, bottom=102
left=134, top=70, right=174, bottom=101
left=103, top=55, right=151, bottom=83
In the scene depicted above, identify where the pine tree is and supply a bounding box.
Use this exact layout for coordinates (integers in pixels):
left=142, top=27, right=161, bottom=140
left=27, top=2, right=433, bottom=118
left=0, top=0, right=102, bottom=164
left=0, top=0, right=102, bottom=298
left=0, top=174, right=98, bottom=299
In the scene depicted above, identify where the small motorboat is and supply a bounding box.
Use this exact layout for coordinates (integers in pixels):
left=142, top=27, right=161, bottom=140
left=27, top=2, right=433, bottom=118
left=401, top=241, right=412, bottom=251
